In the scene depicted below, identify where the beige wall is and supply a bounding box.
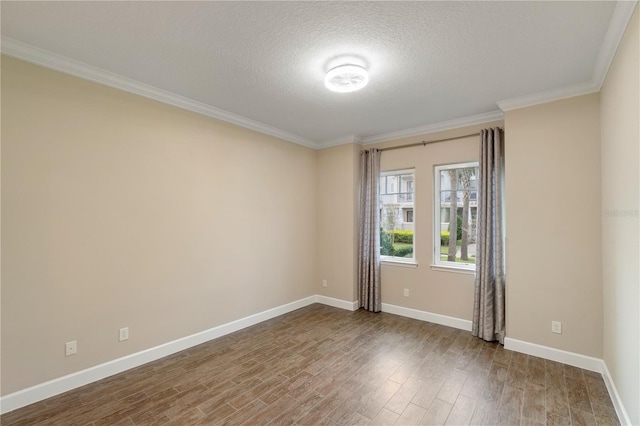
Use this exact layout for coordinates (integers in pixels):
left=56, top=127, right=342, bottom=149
left=600, top=7, right=639, bottom=425
left=316, top=143, right=360, bottom=302
left=505, top=94, right=603, bottom=357
left=1, top=57, right=318, bottom=395
left=365, top=122, right=502, bottom=320
left=315, top=123, right=501, bottom=320
left=2, top=17, right=638, bottom=419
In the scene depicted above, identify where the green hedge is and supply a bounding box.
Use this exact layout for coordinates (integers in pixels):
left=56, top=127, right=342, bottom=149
left=381, top=229, right=414, bottom=257
left=394, top=246, right=413, bottom=258
left=441, top=230, right=450, bottom=246
left=441, top=216, right=463, bottom=245
left=393, top=230, right=413, bottom=244
left=440, top=231, right=462, bottom=246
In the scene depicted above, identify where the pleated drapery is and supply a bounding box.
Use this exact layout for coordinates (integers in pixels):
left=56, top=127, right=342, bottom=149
left=358, top=149, right=382, bottom=312
left=472, top=127, right=506, bottom=344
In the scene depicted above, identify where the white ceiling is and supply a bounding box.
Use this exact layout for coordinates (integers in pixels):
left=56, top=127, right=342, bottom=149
left=1, top=1, right=637, bottom=149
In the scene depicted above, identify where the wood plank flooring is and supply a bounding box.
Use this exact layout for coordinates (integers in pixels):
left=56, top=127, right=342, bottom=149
left=1, top=304, right=620, bottom=425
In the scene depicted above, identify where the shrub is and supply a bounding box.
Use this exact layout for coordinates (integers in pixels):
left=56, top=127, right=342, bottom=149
left=442, top=217, right=463, bottom=244
left=380, top=229, right=395, bottom=256
left=441, top=230, right=450, bottom=246
left=456, top=215, right=463, bottom=241
left=394, top=245, right=413, bottom=258
left=393, top=230, right=414, bottom=244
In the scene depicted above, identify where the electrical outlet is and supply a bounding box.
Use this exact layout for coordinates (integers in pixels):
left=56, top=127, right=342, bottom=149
left=322, top=280, right=328, bottom=288
left=403, top=288, right=409, bottom=297
left=65, top=340, right=77, bottom=356
left=119, top=327, right=129, bottom=342
left=551, top=321, right=562, bottom=334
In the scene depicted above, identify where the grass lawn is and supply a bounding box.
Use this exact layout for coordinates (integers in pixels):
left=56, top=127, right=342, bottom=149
left=385, top=243, right=476, bottom=263
left=440, top=246, right=476, bottom=264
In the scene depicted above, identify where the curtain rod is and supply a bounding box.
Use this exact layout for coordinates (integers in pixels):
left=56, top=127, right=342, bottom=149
left=377, top=132, right=480, bottom=152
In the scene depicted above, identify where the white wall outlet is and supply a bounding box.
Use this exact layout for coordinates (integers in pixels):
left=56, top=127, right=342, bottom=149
left=119, top=327, right=129, bottom=342
left=403, top=288, right=409, bottom=297
left=65, top=340, right=77, bottom=356
left=551, top=321, right=562, bottom=334
left=322, top=280, right=328, bottom=288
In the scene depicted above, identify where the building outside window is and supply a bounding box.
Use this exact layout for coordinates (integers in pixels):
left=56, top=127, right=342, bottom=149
left=404, top=209, right=414, bottom=223
left=380, top=169, right=415, bottom=261
left=434, top=162, right=478, bottom=270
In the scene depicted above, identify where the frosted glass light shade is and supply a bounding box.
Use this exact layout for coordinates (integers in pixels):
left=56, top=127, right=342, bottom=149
left=324, top=64, right=369, bottom=93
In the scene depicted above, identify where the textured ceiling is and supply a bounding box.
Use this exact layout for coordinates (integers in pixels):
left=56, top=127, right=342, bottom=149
left=1, top=1, right=634, bottom=148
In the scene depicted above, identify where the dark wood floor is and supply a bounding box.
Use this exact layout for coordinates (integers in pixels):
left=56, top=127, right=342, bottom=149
left=1, top=304, right=620, bottom=425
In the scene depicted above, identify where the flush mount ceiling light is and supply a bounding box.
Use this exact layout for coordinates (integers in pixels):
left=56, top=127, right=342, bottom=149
left=324, top=64, right=369, bottom=93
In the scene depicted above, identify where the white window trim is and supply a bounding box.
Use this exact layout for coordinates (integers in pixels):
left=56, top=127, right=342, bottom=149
left=433, top=161, right=478, bottom=272
left=380, top=168, right=415, bottom=263
left=430, top=263, right=475, bottom=274
left=381, top=258, right=418, bottom=268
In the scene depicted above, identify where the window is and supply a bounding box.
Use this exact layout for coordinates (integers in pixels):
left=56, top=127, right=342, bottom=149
left=404, top=209, right=414, bottom=223
left=434, top=162, right=479, bottom=270
left=380, top=169, right=415, bottom=261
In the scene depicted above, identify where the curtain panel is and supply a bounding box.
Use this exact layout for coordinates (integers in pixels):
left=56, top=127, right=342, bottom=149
left=358, top=149, right=382, bottom=312
left=472, top=127, right=506, bottom=343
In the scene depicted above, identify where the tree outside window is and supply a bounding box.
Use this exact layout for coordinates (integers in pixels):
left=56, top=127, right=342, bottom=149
left=380, top=169, right=415, bottom=260
left=434, top=163, right=478, bottom=269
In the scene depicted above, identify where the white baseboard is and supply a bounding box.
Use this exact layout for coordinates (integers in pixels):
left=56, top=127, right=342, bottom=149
left=0, top=296, right=318, bottom=414
left=0, top=296, right=458, bottom=414
left=381, top=303, right=473, bottom=331
left=503, top=337, right=603, bottom=372
left=601, top=361, right=632, bottom=426
left=504, top=337, right=631, bottom=425
left=315, top=295, right=359, bottom=311
left=2, top=295, right=631, bottom=426
left=378, top=307, right=631, bottom=425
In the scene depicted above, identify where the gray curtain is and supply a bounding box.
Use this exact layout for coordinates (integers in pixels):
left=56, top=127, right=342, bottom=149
left=472, top=128, right=506, bottom=343
left=358, top=149, right=381, bottom=312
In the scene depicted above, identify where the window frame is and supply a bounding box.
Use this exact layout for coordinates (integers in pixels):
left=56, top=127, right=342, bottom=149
left=404, top=209, right=414, bottom=223
left=379, top=168, right=416, bottom=265
left=433, top=161, right=479, bottom=272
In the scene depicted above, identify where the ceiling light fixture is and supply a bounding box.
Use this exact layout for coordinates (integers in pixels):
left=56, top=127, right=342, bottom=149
left=324, top=64, right=369, bottom=93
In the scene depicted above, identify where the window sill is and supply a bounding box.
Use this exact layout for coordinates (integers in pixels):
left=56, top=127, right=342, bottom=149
left=381, top=258, right=418, bottom=268
left=430, top=264, right=476, bottom=275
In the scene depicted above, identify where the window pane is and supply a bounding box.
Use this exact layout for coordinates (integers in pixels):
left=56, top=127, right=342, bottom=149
left=440, top=171, right=450, bottom=189
left=435, top=163, right=479, bottom=268
left=405, top=180, right=414, bottom=193
left=386, top=175, right=398, bottom=193
left=380, top=170, right=414, bottom=260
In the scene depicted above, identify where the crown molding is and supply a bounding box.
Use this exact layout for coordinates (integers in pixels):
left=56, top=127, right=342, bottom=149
left=318, top=135, right=363, bottom=149
left=496, top=80, right=599, bottom=112
left=0, top=37, right=319, bottom=149
left=3, top=0, right=636, bottom=150
left=592, top=0, right=638, bottom=89
left=498, top=1, right=638, bottom=112
left=359, top=110, right=504, bottom=145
